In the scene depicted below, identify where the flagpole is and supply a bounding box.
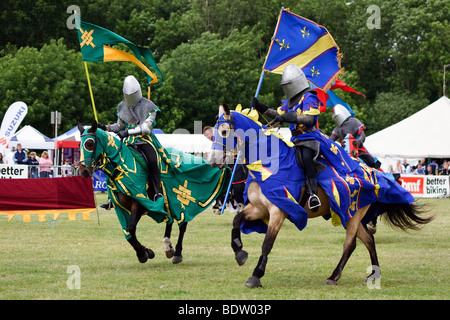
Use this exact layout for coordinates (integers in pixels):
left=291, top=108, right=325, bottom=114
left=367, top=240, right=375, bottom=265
left=83, top=61, right=98, bottom=122
left=220, top=150, right=241, bottom=215
left=254, top=70, right=265, bottom=99
left=74, top=9, right=98, bottom=122
left=253, top=7, right=285, bottom=104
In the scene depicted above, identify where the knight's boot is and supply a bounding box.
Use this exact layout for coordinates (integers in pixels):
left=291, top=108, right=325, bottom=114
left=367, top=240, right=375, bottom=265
left=148, top=175, right=163, bottom=201
left=306, top=178, right=321, bottom=212
left=100, top=199, right=113, bottom=210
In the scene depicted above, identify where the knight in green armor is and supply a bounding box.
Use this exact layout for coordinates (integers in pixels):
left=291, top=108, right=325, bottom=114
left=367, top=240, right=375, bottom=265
left=99, top=75, right=162, bottom=200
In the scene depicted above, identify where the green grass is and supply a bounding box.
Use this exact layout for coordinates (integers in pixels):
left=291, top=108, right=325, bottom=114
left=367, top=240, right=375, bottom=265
left=0, top=193, right=448, bottom=300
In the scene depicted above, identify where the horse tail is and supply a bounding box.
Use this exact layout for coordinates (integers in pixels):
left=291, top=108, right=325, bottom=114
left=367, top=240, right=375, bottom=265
left=379, top=201, right=434, bottom=231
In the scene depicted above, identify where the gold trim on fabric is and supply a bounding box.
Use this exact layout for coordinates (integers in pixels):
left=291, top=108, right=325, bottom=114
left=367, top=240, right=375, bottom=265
left=198, top=170, right=226, bottom=208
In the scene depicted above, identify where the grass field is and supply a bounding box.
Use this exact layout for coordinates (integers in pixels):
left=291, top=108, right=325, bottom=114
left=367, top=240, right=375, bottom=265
left=0, top=193, right=448, bottom=300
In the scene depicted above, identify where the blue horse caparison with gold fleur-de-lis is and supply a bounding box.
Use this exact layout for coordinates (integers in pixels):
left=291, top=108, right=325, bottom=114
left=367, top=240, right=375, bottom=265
left=212, top=108, right=415, bottom=234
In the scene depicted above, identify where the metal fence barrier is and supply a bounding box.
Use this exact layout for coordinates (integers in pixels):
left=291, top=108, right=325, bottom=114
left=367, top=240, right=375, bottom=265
left=21, top=165, right=79, bottom=179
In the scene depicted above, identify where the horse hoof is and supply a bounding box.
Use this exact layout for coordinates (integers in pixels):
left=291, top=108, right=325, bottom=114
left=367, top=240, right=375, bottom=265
left=165, top=247, right=175, bottom=259
left=235, top=250, right=248, bottom=266
left=172, top=256, right=183, bottom=264
left=137, top=248, right=155, bottom=263
left=325, top=279, right=338, bottom=286
left=163, top=237, right=174, bottom=258
left=146, top=248, right=155, bottom=259
left=138, top=251, right=148, bottom=263
left=245, top=276, right=262, bottom=288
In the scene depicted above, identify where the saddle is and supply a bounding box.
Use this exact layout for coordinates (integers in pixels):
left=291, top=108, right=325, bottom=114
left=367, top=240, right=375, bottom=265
left=127, top=144, right=149, bottom=172
left=129, top=143, right=164, bottom=201
left=292, top=139, right=326, bottom=174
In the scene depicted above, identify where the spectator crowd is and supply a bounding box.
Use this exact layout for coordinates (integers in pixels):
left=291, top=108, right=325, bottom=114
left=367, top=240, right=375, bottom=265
left=386, top=158, right=449, bottom=176
left=0, top=144, right=79, bottom=178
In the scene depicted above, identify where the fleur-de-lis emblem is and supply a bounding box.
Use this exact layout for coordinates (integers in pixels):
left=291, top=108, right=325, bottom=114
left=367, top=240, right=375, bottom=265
left=346, top=176, right=355, bottom=185
left=275, top=38, right=290, bottom=51
left=300, top=26, right=310, bottom=38
left=330, top=144, right=338, bottom=155
left=311, top=66, right=320, bottom=77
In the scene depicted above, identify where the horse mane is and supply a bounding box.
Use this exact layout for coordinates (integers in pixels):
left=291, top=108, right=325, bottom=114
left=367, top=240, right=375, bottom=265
left=230, top=105, right=294, bottom=148
left=234, top=104, right=262, bottom=126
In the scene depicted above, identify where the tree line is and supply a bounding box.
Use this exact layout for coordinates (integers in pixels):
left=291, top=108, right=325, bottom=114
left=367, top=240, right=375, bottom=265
left=0, top=0, right=449, bottom=138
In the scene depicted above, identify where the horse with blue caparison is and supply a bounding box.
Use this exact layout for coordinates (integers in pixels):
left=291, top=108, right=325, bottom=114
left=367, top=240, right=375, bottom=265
left=210, top=104, right=433, bottom=288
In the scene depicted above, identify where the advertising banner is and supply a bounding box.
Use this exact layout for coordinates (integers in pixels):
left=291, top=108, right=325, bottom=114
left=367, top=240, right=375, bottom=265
left=0, top=101, right=28, bottom=154
left=398, top=175, right=449, bottom=198
left=92, top=170, right=107, bottom=192
left=0, top=164, right=29, bottom=179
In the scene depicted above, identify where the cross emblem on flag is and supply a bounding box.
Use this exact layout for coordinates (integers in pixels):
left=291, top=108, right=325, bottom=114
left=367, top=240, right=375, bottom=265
left=172, top=180, right=197, bottom=208
left=79, top=28, right=96, bottom=48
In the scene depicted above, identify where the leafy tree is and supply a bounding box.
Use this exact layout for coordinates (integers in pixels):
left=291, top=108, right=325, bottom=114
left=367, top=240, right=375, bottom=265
left=156, top=28, right=264, bottom=131
left=0, top=39, right=89, bottom=137
left=364, top=90, right=429, bottom=135
left=1, top=0, right=449, bottom=138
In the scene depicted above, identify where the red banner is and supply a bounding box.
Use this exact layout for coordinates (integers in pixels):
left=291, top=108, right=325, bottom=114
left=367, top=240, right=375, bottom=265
left=0, top=176, right=95, bottom=211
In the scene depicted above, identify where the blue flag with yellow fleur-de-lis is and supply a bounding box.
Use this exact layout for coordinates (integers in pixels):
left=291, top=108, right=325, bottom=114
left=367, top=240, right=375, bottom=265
left=262, top=8, right=343, bottom=89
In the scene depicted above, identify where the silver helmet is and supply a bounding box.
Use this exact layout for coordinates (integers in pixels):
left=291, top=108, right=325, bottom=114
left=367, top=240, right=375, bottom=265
left=281, top=64, right=309, bottom=107
left=332, top=104, right=351, bottom=126
left=123, top=75, right=142, bottom=108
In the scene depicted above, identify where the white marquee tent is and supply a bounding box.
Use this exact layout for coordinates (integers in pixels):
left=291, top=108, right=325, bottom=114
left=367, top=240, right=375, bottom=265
left=51, top=125, right=293, bottom=156
left=155, top=134, right=212, bottom=154
left=365, top=96, right=450, bottom=161
left=9, top=125, right=54, bottom=150
left=55, top=126, right=212, bottom=154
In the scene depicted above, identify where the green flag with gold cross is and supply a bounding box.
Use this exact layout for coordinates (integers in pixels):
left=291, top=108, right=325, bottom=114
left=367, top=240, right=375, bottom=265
left=74, top=13, right=163, bottom=87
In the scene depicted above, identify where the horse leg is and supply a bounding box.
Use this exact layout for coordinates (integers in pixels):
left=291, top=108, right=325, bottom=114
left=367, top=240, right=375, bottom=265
left=246, top=207, right=287, bottom=288
left=163, top=222, right=175, bottom=259
left=172, top=222, right=187, bottom=264
left=356, top=223, right=380, bottom=284
left=126, top=202, right=155, bottom=263
left=232, top=202, right=265, bottom=266
left=326, top=205, right=370, bottom=285
left=231, top=209, right=248, bottom=266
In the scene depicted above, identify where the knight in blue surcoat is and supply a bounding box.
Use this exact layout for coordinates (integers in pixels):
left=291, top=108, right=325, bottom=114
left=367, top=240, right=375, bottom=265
left=251, top=64, right=325, bottom=212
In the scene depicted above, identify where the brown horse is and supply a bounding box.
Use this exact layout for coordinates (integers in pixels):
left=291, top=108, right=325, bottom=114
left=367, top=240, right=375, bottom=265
left=78, top=122, right=186, bottom=264
left=211, top=106, right=433, bottom=287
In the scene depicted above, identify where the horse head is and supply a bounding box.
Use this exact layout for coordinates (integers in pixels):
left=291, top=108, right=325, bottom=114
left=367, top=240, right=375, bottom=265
left=210, top=103, right=237, bottom=168
left=78, top=121, right=101, bottom=178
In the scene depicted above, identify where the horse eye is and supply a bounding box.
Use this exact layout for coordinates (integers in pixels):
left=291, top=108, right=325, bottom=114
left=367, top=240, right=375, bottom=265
left=218, top=123, right=230, bottom=138
left=83, top=138, right=95, bottom=151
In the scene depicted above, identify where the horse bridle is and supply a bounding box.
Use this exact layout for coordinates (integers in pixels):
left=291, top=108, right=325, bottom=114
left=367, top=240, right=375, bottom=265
left=79, top=131, right=101, bottom=170
left=80, top=131, right=125, bottom=181
left=213, top=112, right=270, bottom=160
left=212, top=113, right=241, bottom=157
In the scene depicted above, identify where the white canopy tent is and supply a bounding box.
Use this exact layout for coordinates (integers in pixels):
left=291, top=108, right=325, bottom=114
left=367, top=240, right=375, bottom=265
left=9, top=125, right=54, bottom=150
left=365, top=96, right=450, bottom=166
left=55, top=126, right=81, bottom=142
left=155, top=134, right=212, bottom=154
left=55, top=127, right=212, bottom=154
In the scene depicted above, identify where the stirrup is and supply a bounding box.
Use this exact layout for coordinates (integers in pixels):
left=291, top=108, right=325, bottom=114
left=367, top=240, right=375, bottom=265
left=308, top=194, right=321, bottom=212
left=153, top=193, right=163, bottom=201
